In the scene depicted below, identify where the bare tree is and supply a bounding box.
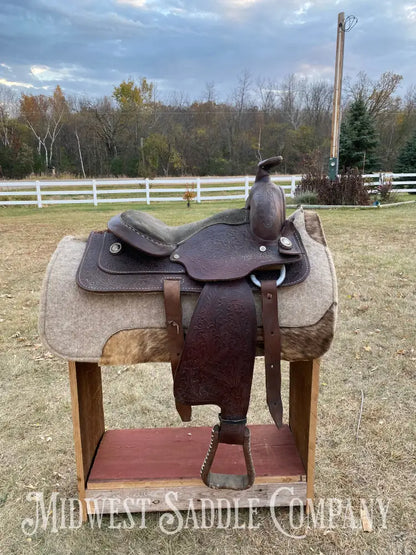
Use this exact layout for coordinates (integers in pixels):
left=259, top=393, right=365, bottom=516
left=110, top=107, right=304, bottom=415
left=232, top=69, right=253, bottom=114
left=256, top=77, right=279, bottom=115
left=20, top=85, right=68, bottom=170
left=303, top=80, right=332, bottom=129
left=0, top=86, right=19, bottom=147
left=346, top=71, right=403, bottom=116
left=92, top=96, right=122, bottom=158
left=278, top=74, right=305, bottom=130
left=203, top=81, right=217, bottom=104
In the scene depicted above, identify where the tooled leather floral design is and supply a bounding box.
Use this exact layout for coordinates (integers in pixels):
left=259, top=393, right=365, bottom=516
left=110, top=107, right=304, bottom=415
left=174, top=280, right=257, bottom=417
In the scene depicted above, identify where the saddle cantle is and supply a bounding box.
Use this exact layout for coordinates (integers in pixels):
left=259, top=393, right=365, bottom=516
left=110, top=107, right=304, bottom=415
left=75, top=156, right=313, bottom=490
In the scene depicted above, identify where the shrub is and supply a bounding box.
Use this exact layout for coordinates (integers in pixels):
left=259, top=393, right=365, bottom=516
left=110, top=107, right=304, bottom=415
left=183, top=184, right=196, bottom=207
left=374, top=176, right=400, bottom=204
left=296, top=169, right=370, bottom=205
left=294, top=190, right=319, bottom=205
left=110, top=157, right=124, bottom=177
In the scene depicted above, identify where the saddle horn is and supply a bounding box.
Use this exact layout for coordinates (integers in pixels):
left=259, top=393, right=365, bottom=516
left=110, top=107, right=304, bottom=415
left=246, top=156, right=286, bottom=241
left=255, top=155, right=283, bottom=180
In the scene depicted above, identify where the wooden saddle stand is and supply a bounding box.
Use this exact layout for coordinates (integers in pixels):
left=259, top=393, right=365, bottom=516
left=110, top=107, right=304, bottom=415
left=39, top=156, right=337, bottom=519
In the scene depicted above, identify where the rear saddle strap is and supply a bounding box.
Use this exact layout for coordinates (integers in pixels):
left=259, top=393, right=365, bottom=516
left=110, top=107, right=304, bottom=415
left=162, top=277, right=283, bottom=490
left=261, top=279, right=283, bottom=428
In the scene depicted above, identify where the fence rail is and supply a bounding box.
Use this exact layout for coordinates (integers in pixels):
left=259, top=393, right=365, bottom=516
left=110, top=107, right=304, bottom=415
left=0, top=173, right=415, bottom=207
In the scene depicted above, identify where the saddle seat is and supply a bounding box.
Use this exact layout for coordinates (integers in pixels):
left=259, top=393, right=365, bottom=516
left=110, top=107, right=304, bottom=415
left=108, top=155, right=289, bottom=260
left=108, top=208, right=249, bottom=257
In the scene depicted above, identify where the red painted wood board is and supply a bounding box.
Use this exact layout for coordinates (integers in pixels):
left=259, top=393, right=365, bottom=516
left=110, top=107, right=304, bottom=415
left=88, top=424, right=305, bottom=484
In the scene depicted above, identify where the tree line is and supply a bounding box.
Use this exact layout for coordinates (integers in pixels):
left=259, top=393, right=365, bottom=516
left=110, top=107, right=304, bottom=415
left=1, top=71, right=416, bottom=180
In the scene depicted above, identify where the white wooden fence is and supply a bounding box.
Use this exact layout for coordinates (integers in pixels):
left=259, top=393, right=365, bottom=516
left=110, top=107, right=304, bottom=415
left=0, top=173, right=415, bottom=208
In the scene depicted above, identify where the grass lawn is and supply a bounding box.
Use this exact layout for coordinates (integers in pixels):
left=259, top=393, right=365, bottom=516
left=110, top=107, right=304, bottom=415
left=0, top=201, right=415, bottom=554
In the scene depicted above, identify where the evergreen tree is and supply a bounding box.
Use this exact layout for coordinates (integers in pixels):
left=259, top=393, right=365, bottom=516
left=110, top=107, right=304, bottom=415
left=395, top=129, right=416, bottom=172
left=339, top=98, right=379, bottom=172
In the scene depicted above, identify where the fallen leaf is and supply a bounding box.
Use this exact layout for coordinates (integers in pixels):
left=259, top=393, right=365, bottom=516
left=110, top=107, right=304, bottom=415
left=360, top=507, right=373, bottom=532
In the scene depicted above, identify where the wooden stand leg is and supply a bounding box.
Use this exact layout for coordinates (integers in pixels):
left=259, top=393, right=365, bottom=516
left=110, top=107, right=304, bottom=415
left=68, top=361, right=105, bottom=521
left=289, top=359, right=320, bottom=501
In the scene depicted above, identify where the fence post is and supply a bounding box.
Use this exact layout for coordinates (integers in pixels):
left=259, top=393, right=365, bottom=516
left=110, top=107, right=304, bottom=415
left=244, top=176, right=250, bottom=199
left=92, top=179, right=98, bottom=206
left=36, top=180, right=42, bottom=208
left=196, top=177, right=201, bottom=203
left=291, top=176, right=297, bottom=198
left=145, top=178, right=150, bottom=205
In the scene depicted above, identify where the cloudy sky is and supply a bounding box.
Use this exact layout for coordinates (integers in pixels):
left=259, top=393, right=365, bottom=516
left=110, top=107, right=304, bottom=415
left=1, top=0, right=415, bottom=102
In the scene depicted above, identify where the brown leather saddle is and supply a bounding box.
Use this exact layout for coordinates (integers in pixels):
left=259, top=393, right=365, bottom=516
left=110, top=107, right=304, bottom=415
left=76, top=156, right=310, bottom=490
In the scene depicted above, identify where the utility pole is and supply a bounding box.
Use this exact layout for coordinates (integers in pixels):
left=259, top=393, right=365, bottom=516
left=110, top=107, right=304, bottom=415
left=329, top=12, right=345, bottom=181
left=328, top=13, right=358, bottom=181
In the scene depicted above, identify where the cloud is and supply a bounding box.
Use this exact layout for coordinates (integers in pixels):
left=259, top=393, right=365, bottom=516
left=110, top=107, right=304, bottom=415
left=30, top=65, right=82, bottom=82
left=0, top=77, right=35, bottom=89
left=117, top=0, right=219, bottom=21
left=295, top=1, right=312, bottom=15
left=223, top=0, right=258, bottom=5
left=0, top=0, right=415, bottom=102
left=295, top=62, right=333, bottom=81
left=403, top=4, right=416, bottom=21
left=117, top=0, right=148, bottom=6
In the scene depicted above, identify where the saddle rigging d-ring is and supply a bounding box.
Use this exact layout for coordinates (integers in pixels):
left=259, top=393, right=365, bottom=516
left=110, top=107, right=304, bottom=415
left=250, top=265, right=286, bottom=288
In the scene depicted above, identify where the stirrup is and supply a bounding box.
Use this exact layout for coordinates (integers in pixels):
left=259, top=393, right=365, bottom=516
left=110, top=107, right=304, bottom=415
left=200, top=423, right=255, bottom=490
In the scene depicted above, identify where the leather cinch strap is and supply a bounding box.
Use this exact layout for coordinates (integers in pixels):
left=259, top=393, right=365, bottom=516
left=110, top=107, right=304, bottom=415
left=163, top=279, right=192, bottom=422
left=261, top=280, right=283, bottom=428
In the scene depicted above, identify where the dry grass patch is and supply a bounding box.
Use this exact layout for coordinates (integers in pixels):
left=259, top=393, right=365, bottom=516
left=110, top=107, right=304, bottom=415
left=0, top=202, right=415, bottom=554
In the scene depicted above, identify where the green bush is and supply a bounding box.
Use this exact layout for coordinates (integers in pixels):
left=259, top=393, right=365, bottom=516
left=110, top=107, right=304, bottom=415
left=294, top=190, right=319, bottom=205
left=110, top=157, right=124, bottom=177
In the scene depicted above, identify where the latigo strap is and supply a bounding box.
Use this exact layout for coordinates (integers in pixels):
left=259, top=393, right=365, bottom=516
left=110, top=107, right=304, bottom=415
left=163, top=279, right=192, bottom=422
